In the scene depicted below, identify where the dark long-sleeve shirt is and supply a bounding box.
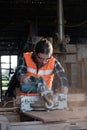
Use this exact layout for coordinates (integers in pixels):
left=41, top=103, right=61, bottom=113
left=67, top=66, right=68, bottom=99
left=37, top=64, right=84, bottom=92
left=16, top=53, right=68, bottom=88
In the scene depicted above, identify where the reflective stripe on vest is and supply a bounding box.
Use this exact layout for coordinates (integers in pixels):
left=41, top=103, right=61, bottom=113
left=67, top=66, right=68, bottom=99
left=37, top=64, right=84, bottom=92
left=27, top=67, right=53, bottom=75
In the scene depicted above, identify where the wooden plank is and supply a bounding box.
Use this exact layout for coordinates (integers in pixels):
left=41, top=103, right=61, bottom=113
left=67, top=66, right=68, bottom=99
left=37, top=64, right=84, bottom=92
left=3, top=122, right=70, bottom=130
left=21, top=107, right=87, bottom=123
left=0, top=107, right=19, bottom=112
left=2, top=120, right=87, bottom=130
left=53, top=50, right=77, bottom=55
left=0, top=115, right=8, bottom=122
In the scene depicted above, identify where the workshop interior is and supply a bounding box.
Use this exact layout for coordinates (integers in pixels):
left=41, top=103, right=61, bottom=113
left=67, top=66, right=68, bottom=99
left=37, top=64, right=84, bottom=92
left=0, top=0, right=87, bottom=129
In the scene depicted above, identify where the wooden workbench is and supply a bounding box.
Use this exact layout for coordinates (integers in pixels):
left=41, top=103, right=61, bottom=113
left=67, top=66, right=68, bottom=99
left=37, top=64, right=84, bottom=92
left=21, top=107, right=87, bottom=123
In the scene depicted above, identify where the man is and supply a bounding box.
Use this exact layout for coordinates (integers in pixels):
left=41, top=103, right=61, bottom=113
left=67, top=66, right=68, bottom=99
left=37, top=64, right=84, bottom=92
left=16, top=38, right=68, bottom=94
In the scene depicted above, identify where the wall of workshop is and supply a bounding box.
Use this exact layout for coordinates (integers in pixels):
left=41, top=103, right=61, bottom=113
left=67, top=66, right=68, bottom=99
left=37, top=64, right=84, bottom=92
left=65, top=44, right=87, bottom=89
left=52, top=44, right=87, bottom=93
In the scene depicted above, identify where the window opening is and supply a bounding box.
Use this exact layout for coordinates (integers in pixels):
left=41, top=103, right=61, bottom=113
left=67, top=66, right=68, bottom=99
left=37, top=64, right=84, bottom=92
left=0, top=55, right=17, bottom=100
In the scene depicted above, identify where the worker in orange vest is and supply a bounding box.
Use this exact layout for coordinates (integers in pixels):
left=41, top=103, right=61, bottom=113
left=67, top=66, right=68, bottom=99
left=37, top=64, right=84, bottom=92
left=16, top=38, right=68, bottom=94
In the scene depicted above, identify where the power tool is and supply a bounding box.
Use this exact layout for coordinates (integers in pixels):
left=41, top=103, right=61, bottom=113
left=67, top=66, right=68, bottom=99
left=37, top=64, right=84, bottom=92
left=20, top=76, right=67, bottom=112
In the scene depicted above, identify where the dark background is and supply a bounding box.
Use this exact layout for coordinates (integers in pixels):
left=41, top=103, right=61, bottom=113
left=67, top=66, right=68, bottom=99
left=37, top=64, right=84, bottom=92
left=0, top=0, right=87, bottom=54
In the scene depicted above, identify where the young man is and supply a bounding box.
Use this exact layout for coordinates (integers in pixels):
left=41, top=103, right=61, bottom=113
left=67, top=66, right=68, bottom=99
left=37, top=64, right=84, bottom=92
left=16, top=38, right=68, bottom=94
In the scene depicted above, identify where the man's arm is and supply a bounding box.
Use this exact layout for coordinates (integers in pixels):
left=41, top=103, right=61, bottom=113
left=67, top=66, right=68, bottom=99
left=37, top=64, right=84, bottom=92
left=16, top=54, right=27, bottom=83
left=54, top=60, right=68, bottom=94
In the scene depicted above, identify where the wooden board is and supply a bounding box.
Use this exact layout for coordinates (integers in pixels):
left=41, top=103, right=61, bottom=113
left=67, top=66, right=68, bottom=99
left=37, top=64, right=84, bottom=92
left=21, top=107, right=87, bottom=123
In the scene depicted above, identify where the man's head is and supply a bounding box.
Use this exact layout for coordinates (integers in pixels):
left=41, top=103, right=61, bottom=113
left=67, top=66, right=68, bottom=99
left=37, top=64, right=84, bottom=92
left=34, top=38, right=53, bottom=65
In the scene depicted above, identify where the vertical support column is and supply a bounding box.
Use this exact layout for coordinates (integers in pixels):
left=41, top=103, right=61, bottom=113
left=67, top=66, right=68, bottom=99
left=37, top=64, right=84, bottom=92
left=9, top=56, right=11, bottom=78
left=0, top=56, right=2, bottom=100
left=57, top=0, right=64, bottom=41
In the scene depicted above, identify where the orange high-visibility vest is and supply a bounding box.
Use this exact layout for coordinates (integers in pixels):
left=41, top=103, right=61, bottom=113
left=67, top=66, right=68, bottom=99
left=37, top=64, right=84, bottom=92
left=23, top=52, right=56, bottom=89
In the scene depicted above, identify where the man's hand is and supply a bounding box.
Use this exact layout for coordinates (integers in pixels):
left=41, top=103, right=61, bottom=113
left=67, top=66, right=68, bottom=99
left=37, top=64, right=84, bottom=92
left=23, top=76, right=31, bottom=84
left=20, top=75, right=27, bottom=83
left=61, top=87, right=68, bottom=94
